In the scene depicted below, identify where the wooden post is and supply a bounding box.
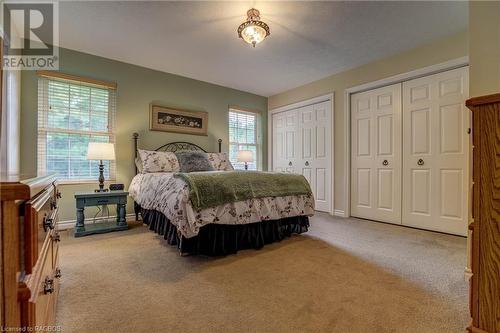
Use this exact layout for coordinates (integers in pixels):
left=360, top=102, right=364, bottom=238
left=133, top=133, right=139, bottom=174
left=218, top=139, right=222, bottom=153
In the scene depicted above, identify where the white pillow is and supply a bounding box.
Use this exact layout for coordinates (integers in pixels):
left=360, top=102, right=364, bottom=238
left=207, top=152, right=234, bottom=171
left=138, top=150, right=180, bottom=173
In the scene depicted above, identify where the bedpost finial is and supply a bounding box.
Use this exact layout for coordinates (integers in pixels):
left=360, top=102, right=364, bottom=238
left=218, top=139, right=222, bottom=144
left=133, top=132, right=139, bottom=139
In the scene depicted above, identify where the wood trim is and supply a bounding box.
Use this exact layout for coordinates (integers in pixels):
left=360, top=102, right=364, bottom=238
left=466, top=93, right=500, bottom=108
left=1, top=36, right=3, bottom=130
left=467, top=324, right=489, bottom=333
left=36, top=70, right=117, bottom=90
left=228, top=105, right=262, bottom=114
left=0, top=183, right=30, bottom=201
left=2, top=201, right=21, bottom=328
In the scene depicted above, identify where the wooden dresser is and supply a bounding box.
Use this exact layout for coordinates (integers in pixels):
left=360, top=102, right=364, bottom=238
left=0, top=174, right=61, bottom=330
left=466, top=93, right=500, bottom=333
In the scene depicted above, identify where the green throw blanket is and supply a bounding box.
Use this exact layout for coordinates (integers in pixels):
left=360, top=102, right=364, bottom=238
left=174, top=171, right=312, bottom=211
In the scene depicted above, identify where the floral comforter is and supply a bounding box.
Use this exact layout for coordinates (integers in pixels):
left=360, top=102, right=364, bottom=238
left=129, top=172, right=315, bottom=238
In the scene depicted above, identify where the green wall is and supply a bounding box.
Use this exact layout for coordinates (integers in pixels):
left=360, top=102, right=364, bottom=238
left=20, top=47, right=268, bottom=222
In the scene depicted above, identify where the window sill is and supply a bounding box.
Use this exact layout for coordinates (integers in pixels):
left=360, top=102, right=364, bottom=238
left=57, top=179, right=117, bottom=186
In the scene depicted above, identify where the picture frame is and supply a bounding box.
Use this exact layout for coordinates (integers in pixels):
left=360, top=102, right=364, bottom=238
left=150, top=104, right=208, bottom=136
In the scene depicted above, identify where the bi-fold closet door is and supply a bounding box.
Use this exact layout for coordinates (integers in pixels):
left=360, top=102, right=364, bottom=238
left=350, top=83, right=402, bottom=224
left=272, top=100, right=332, bottom=212
left=351, top=67, right=469, bottom=236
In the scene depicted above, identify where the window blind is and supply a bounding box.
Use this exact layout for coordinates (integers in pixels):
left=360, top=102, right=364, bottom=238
left=37, top=77, right=116, bottom=181
left=229, top=109, right=258, bottom=170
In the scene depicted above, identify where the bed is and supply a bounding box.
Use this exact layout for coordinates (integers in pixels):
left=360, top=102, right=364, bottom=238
left=130, top=133, right=315, bottom=256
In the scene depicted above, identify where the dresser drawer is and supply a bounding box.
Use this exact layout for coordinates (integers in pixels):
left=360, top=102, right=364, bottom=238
left=25, top=184, right=60, bottom=273
left=34, top=233, right=54, bottom=327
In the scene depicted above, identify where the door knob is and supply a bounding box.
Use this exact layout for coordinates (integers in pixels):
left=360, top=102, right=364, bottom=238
left=288, top=161, right=292, bottom=166
left=417, top=158, right=425, bottom=166
left=305, top=161, right=309, bottom=166
left=382, top=160, right=388, bottom=166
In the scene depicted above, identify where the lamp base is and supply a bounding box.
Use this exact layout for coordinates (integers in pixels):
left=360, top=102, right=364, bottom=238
left=95, top=160, right=108, bottom=192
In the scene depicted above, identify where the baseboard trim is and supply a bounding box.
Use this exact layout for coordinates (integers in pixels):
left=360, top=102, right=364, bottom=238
left=334, top=209, right=346, bottom=217
left=57, top=213, right=137, bottom=230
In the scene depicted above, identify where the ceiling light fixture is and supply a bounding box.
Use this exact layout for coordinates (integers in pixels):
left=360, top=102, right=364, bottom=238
left=237, top=8, right=270, bottom=47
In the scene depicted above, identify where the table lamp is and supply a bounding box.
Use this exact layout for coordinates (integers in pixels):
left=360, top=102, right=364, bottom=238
left=237, top=150, right=254, bottom=170
left=86, top=142, right=115, bottom=192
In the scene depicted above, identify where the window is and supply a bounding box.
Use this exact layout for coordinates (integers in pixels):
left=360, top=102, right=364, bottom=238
left=37, top=76, right=116, bottom=182
left=229, top=109, right=259, bottom=170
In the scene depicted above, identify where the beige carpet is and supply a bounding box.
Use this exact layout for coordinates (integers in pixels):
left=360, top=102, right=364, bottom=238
left=56, top=213, right=468, bottom=332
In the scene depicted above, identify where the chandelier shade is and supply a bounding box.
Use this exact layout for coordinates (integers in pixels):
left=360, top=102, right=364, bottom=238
left=237, top=8, right=270, bottom=47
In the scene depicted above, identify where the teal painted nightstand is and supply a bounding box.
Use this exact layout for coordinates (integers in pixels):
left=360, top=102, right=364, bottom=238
left=74, top=191, right=128, bottom=237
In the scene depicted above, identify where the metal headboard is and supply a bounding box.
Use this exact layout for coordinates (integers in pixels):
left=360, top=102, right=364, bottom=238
left=132, top=132, right=222, bottom=174
left=154, top=141, right=207, bottom=153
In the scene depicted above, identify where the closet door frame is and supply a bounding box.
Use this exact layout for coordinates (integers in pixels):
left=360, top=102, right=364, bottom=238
left=343, top=56, right=469, bottom=219
left=268, top=93, right=334, bottom=215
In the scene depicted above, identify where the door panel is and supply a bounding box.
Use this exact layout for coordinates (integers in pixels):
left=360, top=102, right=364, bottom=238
left=351, top=83, right=402, bottom=224
left=377, top=114, right=393, bottom=155
left=402, top=66, right=469, bottom=235
left=440, top=169, right=462, bottom=219
left=378, top=169, right=393, bottom=210
left=357, top=118, right=371, bottom=156
left=440, top=104, right=463, bottom=154
left=273, top=110, right=297, bottom=173
left=411, top=169, right=431, bottom=215
left=411, top=108, right=431, bottom=154
left=316, top=168, right=326, bottom=202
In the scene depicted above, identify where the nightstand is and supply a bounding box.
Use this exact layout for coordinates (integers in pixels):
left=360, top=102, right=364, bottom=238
left=74, top=190, right=128, bottom=237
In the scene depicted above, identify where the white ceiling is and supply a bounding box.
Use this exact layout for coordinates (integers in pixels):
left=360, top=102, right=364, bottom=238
left=59, top=1, right=468, bottom=97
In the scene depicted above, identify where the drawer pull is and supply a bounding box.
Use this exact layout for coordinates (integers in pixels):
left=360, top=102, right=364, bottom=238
left=43, top=277, right=54, bottom=294
left=50, top=200, right=57, bottom=210
left=52, top=232, right=61, bottom=242
left=55, top=268, right=62, bottom=279
left=43, top=215, right=54, bottom=232
left=56, top=191, right=62, bottom=199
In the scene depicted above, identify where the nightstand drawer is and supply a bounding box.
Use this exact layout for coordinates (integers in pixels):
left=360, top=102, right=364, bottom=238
left=78, top=195, right=126, bottom=207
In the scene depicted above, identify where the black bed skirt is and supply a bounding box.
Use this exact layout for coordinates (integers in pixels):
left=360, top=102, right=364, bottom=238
left=140, top=208, right=309, bottom=256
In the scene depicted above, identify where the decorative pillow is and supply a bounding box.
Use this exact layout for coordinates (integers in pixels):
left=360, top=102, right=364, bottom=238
left=207, top=152, right=234, bottom=171
left=138, top=150, right=180, bottom=173
left=135, top=157, right=144, bottom=173
left=175, top=151, right=215, bottom=173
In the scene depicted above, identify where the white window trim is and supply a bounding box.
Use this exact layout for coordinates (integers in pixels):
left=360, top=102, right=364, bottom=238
left=37, top=75, right=117, bottom=183
left=228, top=107, right=262, bottom=171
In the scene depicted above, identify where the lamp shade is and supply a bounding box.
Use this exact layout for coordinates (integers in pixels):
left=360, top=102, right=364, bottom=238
left=86, top=142, right=116, bottom=161
left=237, top=150, right=254, bottom=163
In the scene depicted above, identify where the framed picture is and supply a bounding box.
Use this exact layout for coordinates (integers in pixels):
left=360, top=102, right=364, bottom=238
left=150, top=104, right=208, bottom=136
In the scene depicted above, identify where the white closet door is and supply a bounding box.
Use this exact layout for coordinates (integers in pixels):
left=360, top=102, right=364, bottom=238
left=272, top=112, right=286, bottom=172
left=402, top=67, right=469, bottom=236
left=351, top=83, right=402, bottom=224
left=272, top=109, right=298, bottom=173
left=298, top=101, right=331, bottom=212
